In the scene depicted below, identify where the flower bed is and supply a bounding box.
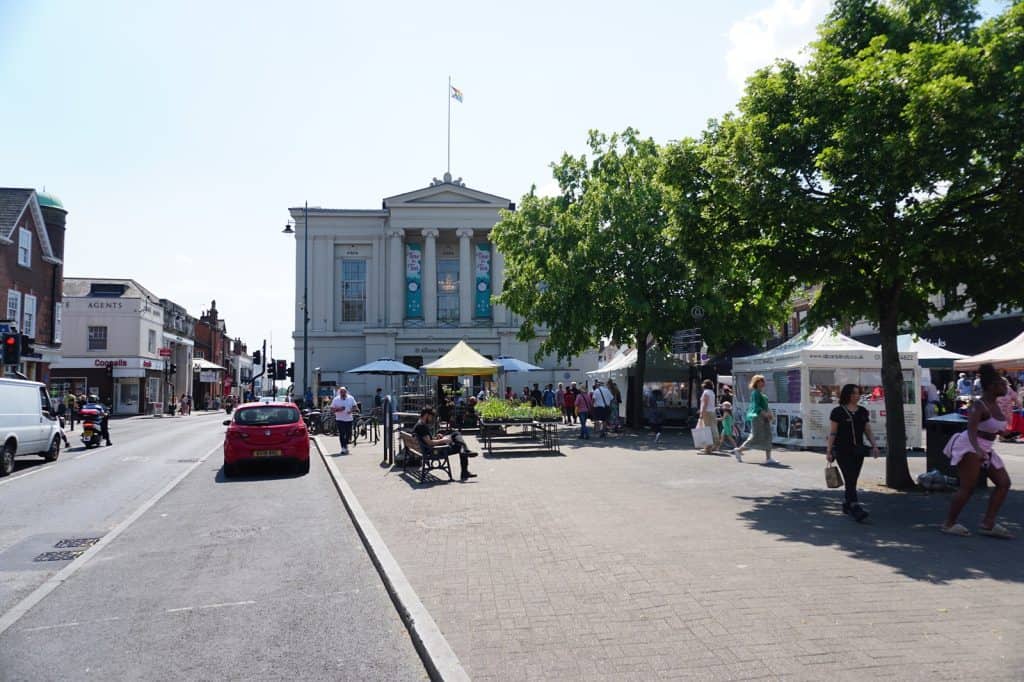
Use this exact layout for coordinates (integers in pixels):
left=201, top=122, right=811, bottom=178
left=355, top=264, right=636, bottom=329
left=477, top=399, right=561, bottom=423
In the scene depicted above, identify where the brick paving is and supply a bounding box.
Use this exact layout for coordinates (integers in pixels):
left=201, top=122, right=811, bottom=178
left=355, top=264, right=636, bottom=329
left=318, top=428, right=1024, bottom=681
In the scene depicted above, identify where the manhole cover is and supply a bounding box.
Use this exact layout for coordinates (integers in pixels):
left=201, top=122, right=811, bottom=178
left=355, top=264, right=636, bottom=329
left=54, top=537, right=101, bottom=549
left=34, top=550, right=86, bottom=562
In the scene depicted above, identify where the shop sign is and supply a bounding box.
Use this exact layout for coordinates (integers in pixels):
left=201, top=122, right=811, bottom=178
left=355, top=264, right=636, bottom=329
left=199, top=370, right=219, bottom=383
left=159, top=347, right=173, bottom=357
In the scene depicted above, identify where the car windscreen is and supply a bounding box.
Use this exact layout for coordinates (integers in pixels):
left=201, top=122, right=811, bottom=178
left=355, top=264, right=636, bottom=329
left=234, top=406, right=300, bottom=426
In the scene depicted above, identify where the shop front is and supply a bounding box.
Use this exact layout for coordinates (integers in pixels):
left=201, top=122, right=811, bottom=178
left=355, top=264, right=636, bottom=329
left=50, top=357, right=165, bottom=415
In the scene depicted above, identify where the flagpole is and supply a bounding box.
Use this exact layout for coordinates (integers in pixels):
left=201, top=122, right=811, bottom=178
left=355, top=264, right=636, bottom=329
left=447, top=75, right=452, bottom=175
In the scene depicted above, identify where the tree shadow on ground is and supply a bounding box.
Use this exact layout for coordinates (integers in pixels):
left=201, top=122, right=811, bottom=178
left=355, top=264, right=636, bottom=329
left=736, top=487, right=1024, bottom=584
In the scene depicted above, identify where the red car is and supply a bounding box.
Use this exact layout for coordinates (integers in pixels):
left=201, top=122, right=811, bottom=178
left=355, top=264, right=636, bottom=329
left=223, top=402, right=310, bottom=477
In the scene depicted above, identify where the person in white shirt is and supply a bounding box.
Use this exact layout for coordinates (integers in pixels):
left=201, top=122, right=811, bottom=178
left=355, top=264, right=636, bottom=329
left=592, top=381, right=615, bottom=438
left=698, top=379, right=719, bottom=454
left=331, top=387, right=358, bottom=454
left=956, top=373, right=972, bottom=397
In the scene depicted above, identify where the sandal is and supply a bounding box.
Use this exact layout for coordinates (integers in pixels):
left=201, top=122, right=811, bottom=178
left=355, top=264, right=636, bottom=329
left=978, top=524, right=1014, bottom=539
left=941, top=523, right=971, bottom=537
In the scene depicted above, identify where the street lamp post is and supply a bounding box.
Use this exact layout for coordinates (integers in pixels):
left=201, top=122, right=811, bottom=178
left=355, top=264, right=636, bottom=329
left=283, top=201, right=309, bottom=402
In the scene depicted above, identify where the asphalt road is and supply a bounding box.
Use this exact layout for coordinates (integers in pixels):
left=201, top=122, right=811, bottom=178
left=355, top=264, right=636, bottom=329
left=0, top=413, right=427, bottom=681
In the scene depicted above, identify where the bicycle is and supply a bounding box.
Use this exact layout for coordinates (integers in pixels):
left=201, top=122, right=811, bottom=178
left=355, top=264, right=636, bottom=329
left=350, top=414, right=379, bottom=446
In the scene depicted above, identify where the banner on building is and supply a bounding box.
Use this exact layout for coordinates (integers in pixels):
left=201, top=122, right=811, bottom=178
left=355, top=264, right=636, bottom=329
left=199, top=370, right=219, bottom=383
left=474, top=243, right=492, bottom=318
left=406, top=243, right=422, bottom=319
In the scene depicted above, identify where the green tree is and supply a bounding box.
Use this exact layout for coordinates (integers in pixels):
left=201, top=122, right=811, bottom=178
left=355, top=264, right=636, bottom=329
left=728, top=0, right=1024, bottom=487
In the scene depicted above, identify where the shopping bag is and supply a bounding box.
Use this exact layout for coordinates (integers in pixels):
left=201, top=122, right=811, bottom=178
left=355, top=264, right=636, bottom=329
left=825, top=463, right=844, bottom=489
left=692, top=426, right=715, bottom=449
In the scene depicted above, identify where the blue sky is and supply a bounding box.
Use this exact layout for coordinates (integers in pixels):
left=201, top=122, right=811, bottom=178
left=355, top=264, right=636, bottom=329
left=0, top=0, right=1006, bottom=361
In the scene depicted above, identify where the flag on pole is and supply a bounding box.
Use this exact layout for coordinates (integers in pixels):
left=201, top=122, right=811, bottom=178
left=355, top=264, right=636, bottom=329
left=450, top=85, right=463, bottom=103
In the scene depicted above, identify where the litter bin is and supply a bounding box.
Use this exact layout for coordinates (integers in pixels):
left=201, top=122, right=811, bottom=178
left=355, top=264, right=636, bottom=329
left=925, top=414, right=986, bottom=489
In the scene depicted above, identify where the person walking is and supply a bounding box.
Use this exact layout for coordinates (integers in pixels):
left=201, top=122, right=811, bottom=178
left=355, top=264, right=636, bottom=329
left=555, top=383, right=565, bottom=416
left=592, top=380, right=614, bottom=438
left=698, top=379, right=719, bottom=454
left=575, top=386, right=593, bottom=439
left=608, top=380, right=623, bottom=432
left=542, top=384, right=556, bottom=408
left=64, top=391, right=78, bottom=431
left=826, top=384, right=880, bottom=522
left=732, top=375, right=777, bottom=464
left=941, top=363, right=1013, bottom=538
left=996, top=377, right=1019, bottom=442
left=563, top=385, right=577, bottom=424
left=719, top=402, right=738, bottom=452
left=331, top=386, right=358, bottom=454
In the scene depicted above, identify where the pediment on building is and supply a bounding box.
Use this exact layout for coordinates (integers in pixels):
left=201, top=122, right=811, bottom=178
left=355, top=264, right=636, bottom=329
left=383, top=173, right=513, bottom=209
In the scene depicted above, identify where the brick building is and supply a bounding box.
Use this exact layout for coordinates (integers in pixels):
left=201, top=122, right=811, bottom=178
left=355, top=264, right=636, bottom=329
left=0, top=188, right=66, bottom=382
left=193, top=300, right=229, bottom=408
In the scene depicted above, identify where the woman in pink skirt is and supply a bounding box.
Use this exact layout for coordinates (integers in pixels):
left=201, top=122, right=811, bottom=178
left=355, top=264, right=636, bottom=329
left=941, top=363, right=1013, bottom=538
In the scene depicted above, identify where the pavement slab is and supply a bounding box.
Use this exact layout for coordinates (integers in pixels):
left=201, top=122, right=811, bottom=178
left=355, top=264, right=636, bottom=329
left=321, top=428, right=1024, bottom=681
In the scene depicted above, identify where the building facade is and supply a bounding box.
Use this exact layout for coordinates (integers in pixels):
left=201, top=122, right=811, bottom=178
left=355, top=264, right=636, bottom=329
left=0, top=188, right=66, bottom=382
left=193, top=300, right=228, bottom=408
left=289, top=174, right=597, bottom=399
left=50, top=278, right=167, bottom=414
left=228, top=338, right=252, bottom=400
left=159, top=298, right=195, bottom=403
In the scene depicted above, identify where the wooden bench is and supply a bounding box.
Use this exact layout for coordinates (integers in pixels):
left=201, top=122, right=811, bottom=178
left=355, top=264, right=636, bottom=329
left=398, top=431, right=453, bottom=483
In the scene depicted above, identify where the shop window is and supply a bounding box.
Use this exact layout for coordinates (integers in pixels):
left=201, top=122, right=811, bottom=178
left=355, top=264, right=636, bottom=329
left=340, top=259, right=366, bottom=323
left=18, top=228, right=31, bottom=267
left=88, top=325, right=108, bottom=351
left=6, top=290, right=21, bottom=327
left=437, top=258, right=459, bottom=324
left=22, top=294, right=36, bottom=339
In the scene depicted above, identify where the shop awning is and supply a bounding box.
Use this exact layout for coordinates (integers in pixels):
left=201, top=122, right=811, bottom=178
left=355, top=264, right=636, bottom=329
left=954, top=331, right=1024, bottom=371
left=422, top=340, right=499, bottom=376
left=193, top=358, right=226, bottom=372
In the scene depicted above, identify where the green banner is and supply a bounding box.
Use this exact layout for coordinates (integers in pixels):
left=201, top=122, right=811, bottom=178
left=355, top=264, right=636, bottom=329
left=406, top=243, right=422, bottom=319
left=474, top=243, right=492, bottom=318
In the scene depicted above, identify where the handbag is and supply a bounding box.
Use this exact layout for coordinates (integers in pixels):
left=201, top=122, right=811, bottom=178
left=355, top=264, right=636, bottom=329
left=825, top=463, right=844, bottom=489
left=692, top=425, right=715, bottom=449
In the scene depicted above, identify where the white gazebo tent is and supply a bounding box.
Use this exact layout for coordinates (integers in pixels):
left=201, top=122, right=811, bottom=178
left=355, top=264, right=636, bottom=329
left=953, top=330, right=1024, bottom=371
left=732, top=327, right=921, bottom=448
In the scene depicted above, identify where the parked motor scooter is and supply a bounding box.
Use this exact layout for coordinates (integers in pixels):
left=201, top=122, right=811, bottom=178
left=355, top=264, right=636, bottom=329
left=302, top=409, right=321, bottom=435
left=79, top=408, right=103, bottom=449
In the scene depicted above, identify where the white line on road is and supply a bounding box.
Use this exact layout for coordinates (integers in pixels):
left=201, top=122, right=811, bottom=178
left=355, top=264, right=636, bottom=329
left=166, top=600, right=256, bottom=614
left=0, top=465, right=51, bottom=487
left=0, top=442, right=221, bottom=638
left=20, top=621, right=81, bottom=632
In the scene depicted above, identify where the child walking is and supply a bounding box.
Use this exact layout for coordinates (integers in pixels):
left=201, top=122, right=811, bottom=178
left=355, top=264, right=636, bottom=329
left=719, top=402, right=738, bottom=451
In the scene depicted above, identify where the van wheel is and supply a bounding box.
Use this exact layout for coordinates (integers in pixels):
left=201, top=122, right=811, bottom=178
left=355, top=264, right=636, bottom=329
left=1, top=443, right=14, bottom=477
left=43, top=436, right=61, bottom=462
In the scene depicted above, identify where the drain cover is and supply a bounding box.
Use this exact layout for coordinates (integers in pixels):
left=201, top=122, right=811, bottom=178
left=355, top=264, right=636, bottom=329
left=34, top=550, right=86, bottom=562
left=54, top=537, right=102, bottom=549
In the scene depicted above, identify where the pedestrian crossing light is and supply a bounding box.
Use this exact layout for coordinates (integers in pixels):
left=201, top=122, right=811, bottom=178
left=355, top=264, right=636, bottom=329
left=2, top=333, right=20, bottom=364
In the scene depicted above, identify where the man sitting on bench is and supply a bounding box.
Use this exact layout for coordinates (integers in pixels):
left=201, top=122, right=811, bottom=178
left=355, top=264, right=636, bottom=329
left=414, top=407, right=478, bottom=481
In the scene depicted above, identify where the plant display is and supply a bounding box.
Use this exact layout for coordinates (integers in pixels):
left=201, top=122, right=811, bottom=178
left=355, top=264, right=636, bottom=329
left=476, top=400, right=562, bottom=422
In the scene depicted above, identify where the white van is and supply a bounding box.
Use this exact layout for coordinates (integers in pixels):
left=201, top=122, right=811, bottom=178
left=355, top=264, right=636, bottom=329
left=0, top=377, right=63, bottom=476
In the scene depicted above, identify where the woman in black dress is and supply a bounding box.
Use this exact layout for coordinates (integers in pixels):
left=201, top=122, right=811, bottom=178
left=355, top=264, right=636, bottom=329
left=826, top=383, right=880, bottom=522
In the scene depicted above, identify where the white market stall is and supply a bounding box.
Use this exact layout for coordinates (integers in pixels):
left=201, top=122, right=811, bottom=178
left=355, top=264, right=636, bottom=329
left=953, top=330, right=1024, bottom=371
left=732, top=327, right=921, bottom=449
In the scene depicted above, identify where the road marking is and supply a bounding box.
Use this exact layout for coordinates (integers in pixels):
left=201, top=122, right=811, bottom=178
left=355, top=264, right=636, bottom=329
left=0, top=465, right=51, bottom=487
left=166, top=600, right=256, bottom=614
left=20, top=621, right=81, bottom=632
left=0, top=442, right=221, bottom=638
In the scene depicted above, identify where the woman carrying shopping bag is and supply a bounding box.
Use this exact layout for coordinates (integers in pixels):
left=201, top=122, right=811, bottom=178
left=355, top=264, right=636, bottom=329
left=826, top=384, right=879, bottom=522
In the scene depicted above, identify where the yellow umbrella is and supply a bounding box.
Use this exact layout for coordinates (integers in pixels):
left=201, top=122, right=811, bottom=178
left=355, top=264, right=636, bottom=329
left=423, top=340, right=499, bottom=376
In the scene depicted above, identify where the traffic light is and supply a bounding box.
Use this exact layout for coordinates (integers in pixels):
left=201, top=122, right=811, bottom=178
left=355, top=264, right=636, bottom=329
left=19, top=334, right=34, bottom=358
left=276, top=359, right=287, bottom=380
left=267, top=360, right=276, bottom=377
left=167, top=363, right=177, bottom=376
left=1, top=333, right=20, bottom=364
left=285, top=362, right=295, bottom=380
left=252, top=350, right=261, bottom=367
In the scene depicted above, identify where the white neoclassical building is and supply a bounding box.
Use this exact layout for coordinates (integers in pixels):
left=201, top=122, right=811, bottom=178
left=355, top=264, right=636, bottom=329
left=289, top=174, right=598, bottom=400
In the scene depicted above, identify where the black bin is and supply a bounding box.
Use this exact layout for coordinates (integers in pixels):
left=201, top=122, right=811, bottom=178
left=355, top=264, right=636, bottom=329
left=925, top=414, right=986, bottom=489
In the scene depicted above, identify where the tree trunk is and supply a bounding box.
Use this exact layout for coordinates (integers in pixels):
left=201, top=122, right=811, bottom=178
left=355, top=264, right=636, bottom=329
left=630, top=329, right=647, bottom=429
left=879, top=310, right=915, bottom=489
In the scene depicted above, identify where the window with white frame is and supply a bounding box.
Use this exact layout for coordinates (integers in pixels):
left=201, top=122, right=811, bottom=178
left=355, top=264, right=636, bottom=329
left=148, top=329, right=157, bottom=353
left=18, top=227, right=31, bottom=267
left=53, top=302, right=62, bottom=343
left=339, top=259, right=367, bottom=323
left=88, top=325, right=108, bottom=351
left=22, top=294, right=36, bottom=339
left=6, top=290, right=22, bottom=328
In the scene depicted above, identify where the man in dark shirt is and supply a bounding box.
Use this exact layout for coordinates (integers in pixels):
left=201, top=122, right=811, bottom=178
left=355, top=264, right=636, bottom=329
left=413, top=407, right=477, bottom=481
left=530, top=383, right=543, bottom=407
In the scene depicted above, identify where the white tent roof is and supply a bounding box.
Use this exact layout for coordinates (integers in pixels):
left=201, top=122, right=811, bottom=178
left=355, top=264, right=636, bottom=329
left=587, top=349, right=636, bottom=376
left=894, top=335, right=965, bottom=365
left=954, top=330, right=1024, bottom=371
left=734, top=327, right=876, bottom=368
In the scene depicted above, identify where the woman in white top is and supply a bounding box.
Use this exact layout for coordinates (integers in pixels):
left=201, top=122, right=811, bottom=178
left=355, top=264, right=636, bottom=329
left=698, top=379, right=719, bottom=454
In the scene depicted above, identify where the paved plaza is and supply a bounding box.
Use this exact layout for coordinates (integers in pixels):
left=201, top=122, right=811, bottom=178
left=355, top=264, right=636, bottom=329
left=319, top=428, right=1024, bottom=681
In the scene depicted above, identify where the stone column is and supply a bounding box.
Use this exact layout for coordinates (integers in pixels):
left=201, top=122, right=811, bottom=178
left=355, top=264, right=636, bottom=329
left=491, top=241, right=506, bottom=326
left=387, top=229, right=405, bottom=326
left=457, top=228, right=474, bottom=326
left=421, top=229, right=439, bottom=326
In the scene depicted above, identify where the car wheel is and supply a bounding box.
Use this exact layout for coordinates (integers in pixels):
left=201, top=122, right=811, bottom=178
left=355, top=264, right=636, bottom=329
left=296, top=458, right=310, bottom=475
left=1, top=442, right=14, bottom=477
left=43, top=436, right=61, bottom=462
left=223, top=462, right=238, bottom=478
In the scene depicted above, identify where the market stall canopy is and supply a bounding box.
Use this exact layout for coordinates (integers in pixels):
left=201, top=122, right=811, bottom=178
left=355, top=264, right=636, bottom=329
left=733, top=327, right=879, bottom=370
left=887, top=335, right=966, bottom=368
left=345, top=358, right=421, bottom=375
left=495, top=356, right=542, bottom=373
left=954, top=330, right=1024, bottom=371
left=587, top=349, right=636, bottom=377
left=193, top=358, right=226, bottom=372
left=422, top=340, right=499, bottom=376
